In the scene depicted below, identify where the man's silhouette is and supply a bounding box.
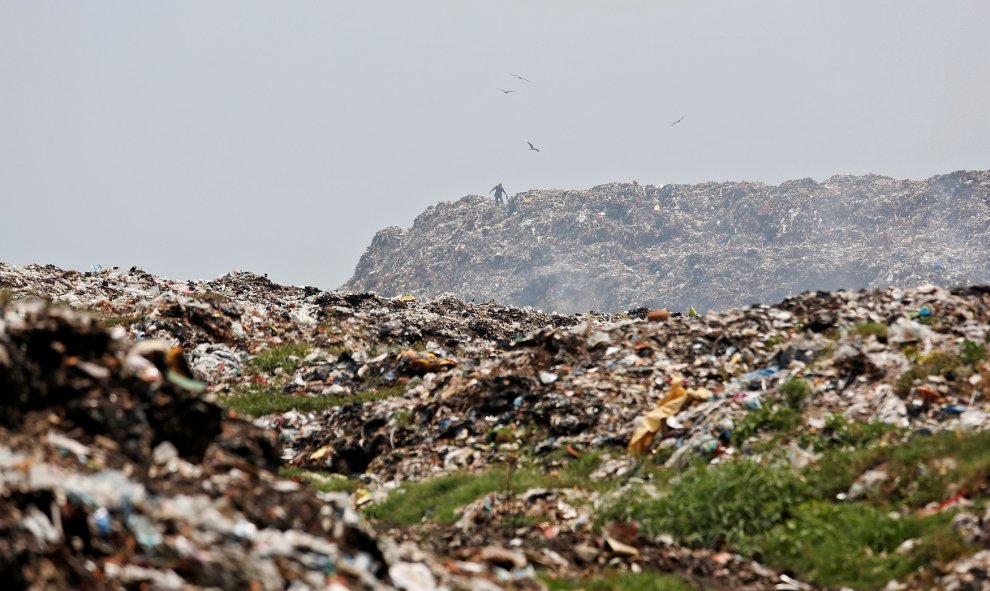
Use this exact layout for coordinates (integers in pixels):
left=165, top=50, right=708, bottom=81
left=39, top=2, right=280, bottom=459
left=490, top=183, right=508, bottom=205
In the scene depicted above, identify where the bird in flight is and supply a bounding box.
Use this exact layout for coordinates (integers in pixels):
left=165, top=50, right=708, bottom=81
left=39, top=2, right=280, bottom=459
left=496, top=88, right=515, bottom=94
left=670, top=114, right=687, bottom=127
left=527, top=141, right=540, bottom=152
left=511, top=73, right=531, bottom=82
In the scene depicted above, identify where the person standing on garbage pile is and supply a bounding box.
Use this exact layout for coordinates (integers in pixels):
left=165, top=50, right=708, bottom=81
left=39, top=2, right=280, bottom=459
left=490, top=183, right=508, bottom=205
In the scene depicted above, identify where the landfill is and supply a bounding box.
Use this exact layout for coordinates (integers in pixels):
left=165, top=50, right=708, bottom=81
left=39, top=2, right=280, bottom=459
left=344, top=169, right=990, bottom=314
left=3, top=260, right=990, bottom=590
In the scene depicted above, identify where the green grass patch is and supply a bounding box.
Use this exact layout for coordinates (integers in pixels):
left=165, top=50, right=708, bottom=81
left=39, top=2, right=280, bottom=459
left=798, top=414, right=898, bottom=452
left=279, top=467, right=360, bottom=493
left=542, top=572, right=696, bottom=591
left=597, top=429, right=990, bottom=589
left=365, top=453, right=605, bottom=526
left=218, top=383, right=405, bottom=417
left=364, top=469, right=534, bottom=525
left=894, top=350, right=963, bottom=396
left=805, top=429, right=990, bottom=508
left=247, top=342, right=313, bottom=375
left=962, top=339, right=987, bottom=366
left=780, top=377, right=811, bottom=408
left=393, top=410, right=413, bottom=428
left=853, top=322, right=889, bottom=340
left=758, top=502, right=964, bottom=591
left=601, top=460, right=811, bottom=549
left=733, top=404, right=802, bottom=446
left=102, top=313, right=139, bottom=327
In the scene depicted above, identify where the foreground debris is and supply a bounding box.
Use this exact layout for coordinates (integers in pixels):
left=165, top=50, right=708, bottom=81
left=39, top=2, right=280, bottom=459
left=345, top=169, right=990, bottom=314
left=3, top=262, right=990, bottom=589
left=0, top=301, right=522, bottom=590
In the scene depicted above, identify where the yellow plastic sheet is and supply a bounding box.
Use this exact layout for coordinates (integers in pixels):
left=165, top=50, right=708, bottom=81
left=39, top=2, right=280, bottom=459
left=627, top=375, right=711, bottom=456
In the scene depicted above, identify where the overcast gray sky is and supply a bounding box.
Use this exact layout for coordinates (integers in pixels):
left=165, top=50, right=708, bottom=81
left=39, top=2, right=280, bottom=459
left=2, top=1, right=988, bottom=289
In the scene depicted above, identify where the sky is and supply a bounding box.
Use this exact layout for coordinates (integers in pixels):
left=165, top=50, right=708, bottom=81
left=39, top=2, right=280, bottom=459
left=1, top=1, right=989, bottom=289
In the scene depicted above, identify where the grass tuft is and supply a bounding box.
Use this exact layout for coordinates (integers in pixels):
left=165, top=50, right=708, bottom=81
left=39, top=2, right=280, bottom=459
left=365, top=453, right=604, bottom=526
left=758, top=502, right=962, bottom=590
left=247, top=342, right=313, bottom=375
left=542, top=572, right=696, bottom=591
left=894, top=350, right=962, bottom=396
left=780, top=377, right=811, bottom=409
left=961, top=339, right=987, bottom=366
left=102, top=314, right=139, bottom=327
left=279, top=468, right=360, bottom=493
left=798, top=414, right=897, bottom=452
left=601, top=460, right=810, bottom=549
left=218, top=383, right=405, bottom=417
left=853, top=322, right=889, bottom=340
left=733, top=404, right=801, bottom=446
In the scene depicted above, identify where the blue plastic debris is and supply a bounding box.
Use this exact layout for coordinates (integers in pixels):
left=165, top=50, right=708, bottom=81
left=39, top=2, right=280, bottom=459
left=92, top=507, right=112, bottom=536
left=743, top=366, right=780, bottom=381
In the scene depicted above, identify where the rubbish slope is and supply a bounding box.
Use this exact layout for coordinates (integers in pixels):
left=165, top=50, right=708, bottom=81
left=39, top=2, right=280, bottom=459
left=345, top=169, right=990, bottom=314
left=4, top=262, right=990, bottom=590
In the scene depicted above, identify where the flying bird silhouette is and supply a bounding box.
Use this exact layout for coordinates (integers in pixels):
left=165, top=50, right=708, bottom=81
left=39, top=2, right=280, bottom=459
left=670, top=115, right=687, bottom=127
left=511, top=73, right=531, bottom=82
left=496, top=88, right=515, bottom=94
left=527, top=141, right=540, bottom=152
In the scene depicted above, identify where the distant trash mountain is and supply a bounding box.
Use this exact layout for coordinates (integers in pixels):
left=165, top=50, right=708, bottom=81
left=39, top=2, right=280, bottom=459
left=345, top=170, right=990, bottom=314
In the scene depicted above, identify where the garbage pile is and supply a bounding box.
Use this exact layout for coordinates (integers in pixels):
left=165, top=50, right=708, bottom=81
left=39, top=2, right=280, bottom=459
left=5, top=261, right=990, bottom=589
left=345, top=169, right=990, bottom=314
left=0, top=299, right=516, bottom=591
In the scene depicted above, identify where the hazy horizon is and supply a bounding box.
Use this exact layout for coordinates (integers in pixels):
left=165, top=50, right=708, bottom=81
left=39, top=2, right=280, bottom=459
left=2, top=1, right=989, bottom=288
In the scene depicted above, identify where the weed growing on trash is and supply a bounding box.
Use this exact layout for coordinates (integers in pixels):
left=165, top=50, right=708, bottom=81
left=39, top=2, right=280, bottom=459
left=894, top=350, right=966, bottom=396
left=797, top=414, right=897, bottom=452
left=961, top=339, right=987, bottom=366
left=732, top=404, right=802, bottom=446
left=219, top=383, right=405, bottom=417
left=780, top=377, right=811, bottom=408
left=854, top=322, right=889, bottom=340
left=393, top=410, right=413, bottom=428
left=541, top=571, right=695, bottom=591
left=598, top=429, right=990, bottom=589
left=366, top=454, right=606, bottom=526
left=246, top=342, right=313, bottom=374
left=803, top=429, right=990, bottom=508
left=364, top=469, right=541, bottom=525
left=603, top=460, right=810, bottom=549
left=278, top=468, right=360, bottom=493
left=102, top=313, right=139, bottom=327
left=757, top=502, right=963, bottom=590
